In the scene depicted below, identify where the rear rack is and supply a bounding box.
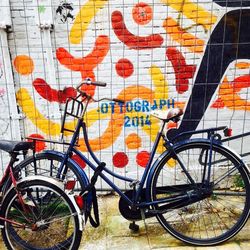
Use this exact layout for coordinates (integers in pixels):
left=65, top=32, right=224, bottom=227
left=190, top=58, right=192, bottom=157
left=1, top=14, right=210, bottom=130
left=172, top=126, right=228, bottom=142
left=172, top=128, right=250, bottom=160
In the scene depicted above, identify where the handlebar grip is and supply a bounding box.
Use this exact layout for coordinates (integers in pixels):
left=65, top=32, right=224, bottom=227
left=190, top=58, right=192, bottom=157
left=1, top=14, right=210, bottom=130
left=112, top=98, right=125, bottom=104
left=93, top=81, right=107, bottom=87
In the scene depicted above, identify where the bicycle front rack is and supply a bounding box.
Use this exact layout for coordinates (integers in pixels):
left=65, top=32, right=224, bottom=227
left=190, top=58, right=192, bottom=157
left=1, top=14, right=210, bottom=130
left=61, top=97, right=84, bottom=134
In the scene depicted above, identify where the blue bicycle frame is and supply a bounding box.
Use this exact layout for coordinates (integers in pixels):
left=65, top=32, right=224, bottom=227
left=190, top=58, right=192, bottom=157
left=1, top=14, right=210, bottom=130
left=55, top=94, right=230, bottom=210
left=57, top=120, right=226, bottom=209
left=58, top=117, right=167, bottom=208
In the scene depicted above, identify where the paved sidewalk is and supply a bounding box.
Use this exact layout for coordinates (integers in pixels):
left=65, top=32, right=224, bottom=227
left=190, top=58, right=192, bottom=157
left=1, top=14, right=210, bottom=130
left=0, top=194, right=248, bottom=249
left=80, top=194, right=250, bottom=250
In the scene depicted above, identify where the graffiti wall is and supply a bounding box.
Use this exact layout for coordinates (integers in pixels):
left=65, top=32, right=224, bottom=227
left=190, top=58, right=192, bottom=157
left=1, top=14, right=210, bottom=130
left=0, top=0, right=249, bottom=188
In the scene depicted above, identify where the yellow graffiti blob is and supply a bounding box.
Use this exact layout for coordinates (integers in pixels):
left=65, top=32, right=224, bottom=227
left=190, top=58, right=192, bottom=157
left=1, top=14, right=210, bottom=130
left=69, top=0, right=108, bottom=44
left=150, top=65, right=169, bottom=100
left=147, top=66, right=186, bottom=155
left=145, top=65, right=169, bottom=142
left=148, top=65, right=185, bottom=109
left=16, top=88, right=62, bottom=136
left=160, top=0, right=217, bottom=31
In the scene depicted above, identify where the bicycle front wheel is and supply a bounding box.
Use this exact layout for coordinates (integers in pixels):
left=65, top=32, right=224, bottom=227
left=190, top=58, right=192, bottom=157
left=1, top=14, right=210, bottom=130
left=1, top=179, right=82, bottom=250
left=149, top=140, right=250, bottom=246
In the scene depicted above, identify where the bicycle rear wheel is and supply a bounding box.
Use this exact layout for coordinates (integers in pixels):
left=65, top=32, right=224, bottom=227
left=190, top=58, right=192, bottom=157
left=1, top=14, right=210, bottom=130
left=149, top=140, right=250, bottom=246
left=1, top=179, right=82, bottom=250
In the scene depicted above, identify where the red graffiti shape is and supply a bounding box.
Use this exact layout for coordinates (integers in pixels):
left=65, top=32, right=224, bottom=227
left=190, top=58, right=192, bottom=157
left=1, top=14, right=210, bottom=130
left=116, top=58, right=134, bottom=78
left=111, top=10, right=163, bottom=50
left=113, top=152, right=129, bottom=168
left=136, top=151, right=150, bottom=168
left=166, top=47, right=196, bottom=94
left=27, top=134, right=46, bottom=152
left=56, top=35, right=110, bottom=96
left=33, top=78, right=77, bottom=103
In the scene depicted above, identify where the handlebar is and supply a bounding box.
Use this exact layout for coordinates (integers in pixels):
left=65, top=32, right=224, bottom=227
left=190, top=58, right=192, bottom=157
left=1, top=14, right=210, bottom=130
left=75, top=78, right=125, bottom=105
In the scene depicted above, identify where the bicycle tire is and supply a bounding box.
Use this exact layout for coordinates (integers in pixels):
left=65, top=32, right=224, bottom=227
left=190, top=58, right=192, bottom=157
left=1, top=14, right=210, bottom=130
left=149, top=140, right=250, bottom=246
left=3, top=152, right=86, bottom=195
left=1, top=178, right=82, bottom=250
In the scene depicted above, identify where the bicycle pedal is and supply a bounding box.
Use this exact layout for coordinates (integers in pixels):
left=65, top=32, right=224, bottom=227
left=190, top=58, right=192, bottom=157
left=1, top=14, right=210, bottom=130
left=129, top=222, right=139, bottom=232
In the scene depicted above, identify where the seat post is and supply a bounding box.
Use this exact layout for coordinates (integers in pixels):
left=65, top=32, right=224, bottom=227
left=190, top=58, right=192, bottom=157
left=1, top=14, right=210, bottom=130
left=9, top=152, right=19, bottom=165
left=8, top=152, right=20, bottom=187
left=0, top=152, right=19, bottom=191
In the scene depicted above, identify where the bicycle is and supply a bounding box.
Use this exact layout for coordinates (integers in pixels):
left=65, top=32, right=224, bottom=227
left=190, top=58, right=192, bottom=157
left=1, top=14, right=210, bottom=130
left=0, top=140, right=83, bottom=249
left=17, top=79, right=250, bottom=246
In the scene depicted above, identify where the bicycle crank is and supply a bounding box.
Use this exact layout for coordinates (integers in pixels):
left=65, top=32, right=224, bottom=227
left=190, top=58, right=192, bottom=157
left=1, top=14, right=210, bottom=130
left=118, top=189, right=153, bottom=221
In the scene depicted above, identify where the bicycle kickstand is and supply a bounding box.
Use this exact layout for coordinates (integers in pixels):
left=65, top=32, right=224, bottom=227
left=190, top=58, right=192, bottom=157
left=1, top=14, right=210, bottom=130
left=129, top=221, right=139, bottom=232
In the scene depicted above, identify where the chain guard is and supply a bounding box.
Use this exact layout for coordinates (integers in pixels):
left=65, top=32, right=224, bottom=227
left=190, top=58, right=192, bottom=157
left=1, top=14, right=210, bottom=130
left=118, top=189, right=152, bottom=221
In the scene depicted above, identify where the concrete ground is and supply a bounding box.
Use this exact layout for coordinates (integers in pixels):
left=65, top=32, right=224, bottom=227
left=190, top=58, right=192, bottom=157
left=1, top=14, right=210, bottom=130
left=80, top=194, right=250, bottom=250
left=0, top=194, right=249, bottom=249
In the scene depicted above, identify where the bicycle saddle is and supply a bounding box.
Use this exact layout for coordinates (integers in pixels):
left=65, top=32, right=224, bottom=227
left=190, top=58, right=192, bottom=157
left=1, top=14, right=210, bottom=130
left=0, top=140, right=34, bottom=153
left=151, top=108, right=183, bottom=122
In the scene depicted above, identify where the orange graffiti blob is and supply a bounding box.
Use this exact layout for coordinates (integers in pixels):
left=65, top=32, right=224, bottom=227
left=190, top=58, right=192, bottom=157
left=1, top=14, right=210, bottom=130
left=163, top=17, right=204, bottom=53
left=14, top=55, right=34, bottom=75
left=132, top=2, right=153, bottom=25
left=125, top=133, right=142, bottom=149
left=212, top=76, right=250, bottom=110
left=236, top=62, right=250, bottom=69
left=56, top=35, right=110, bottom=96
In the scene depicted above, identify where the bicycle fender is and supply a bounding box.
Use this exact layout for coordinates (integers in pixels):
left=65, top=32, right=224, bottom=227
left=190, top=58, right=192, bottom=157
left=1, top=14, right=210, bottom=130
left=68, top=193, right=85, bottom=231
left=43, top=150, right=93, bottom=212
left=1, top=175, right=65, bottom=200
left=43, top=150, right=90, bottom=187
